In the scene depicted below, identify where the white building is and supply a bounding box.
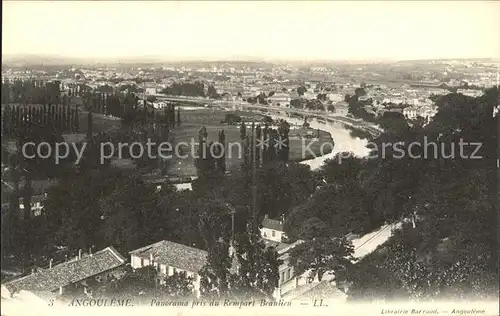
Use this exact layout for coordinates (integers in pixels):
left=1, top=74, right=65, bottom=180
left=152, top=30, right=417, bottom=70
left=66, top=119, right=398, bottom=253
left=334, top=101, right=349, bottom=116
left=358, top=95, right=370, bottom=102
left=260, top=215, right=287, bottom=243
left=259, top=216, right=316, bottom=299
left=268, top=93, right=292, bottom=107
left=129, top=240, right=209, bottom=297
left=145, top=87, right=158, bottom=95
left=19, top=195, right=46, bottom=217
left=403, top=106, right=438, bottom=121
left=272, top=240, right=309, bottom=298
left=403, top=107, right=418, bottom=120
left=129, top=219, right=316, bottom=301
left=152, top=101, right=168, bottom=109
left=303, top=91, right=316, bottom=100
left=383, top=97, right=405, bottom=104
left=327, top=93, right=343, bottom=103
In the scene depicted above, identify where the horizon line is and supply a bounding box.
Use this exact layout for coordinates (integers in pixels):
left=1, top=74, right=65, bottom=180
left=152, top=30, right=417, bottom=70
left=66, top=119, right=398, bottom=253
left=2, top=53, right=499, bottom=65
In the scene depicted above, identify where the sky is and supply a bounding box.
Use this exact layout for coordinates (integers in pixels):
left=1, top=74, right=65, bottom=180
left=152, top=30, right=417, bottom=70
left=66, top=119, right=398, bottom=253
left=3, top=1, right=500, bottom=61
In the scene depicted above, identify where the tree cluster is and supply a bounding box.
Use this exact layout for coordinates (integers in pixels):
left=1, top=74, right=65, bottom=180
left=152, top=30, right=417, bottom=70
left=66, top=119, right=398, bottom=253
left=160, top=81, right=206, bottom=97
left=286, top=87, right=498, bottom=301
left=2, top=104, right=80, bottom=138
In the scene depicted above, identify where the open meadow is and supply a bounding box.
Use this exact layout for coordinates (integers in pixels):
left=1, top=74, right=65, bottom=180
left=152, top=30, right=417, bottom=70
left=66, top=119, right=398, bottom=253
left=167, top=107, right=333, bottom=176
left=3, top=102, right=333, bottom=177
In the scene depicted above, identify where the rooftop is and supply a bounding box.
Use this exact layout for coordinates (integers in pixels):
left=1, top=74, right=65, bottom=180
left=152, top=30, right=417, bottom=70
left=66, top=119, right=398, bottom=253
left=263, top=240, right=290, bottom=253
left=262, top=217, right=284, bottom=231
left=335, top=101, right=349, bottom=108
left=3, top=247, right=126, bottom=294
left=129, top=240, right=208, bottom=273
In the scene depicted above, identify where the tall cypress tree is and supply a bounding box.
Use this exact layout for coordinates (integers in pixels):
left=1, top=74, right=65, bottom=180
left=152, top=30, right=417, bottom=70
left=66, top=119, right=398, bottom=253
left=255, top=125, right=262, bottom=167
left=177, top=108, right=181, bottom=128
left=54, top=105, right=59, bottom=132
left=104, top=93, right=109, bottom=115
left=87, top=106, right=93, bottom=141
left=171, top=104, right=176, bottom=127
left=52, top=104, right=61, bottom=132
left=240, top=122, right=247, bottom=141
left=3, top=106, right=11, bottom=136
left=36, top=107, right=42, bottom=126
left=58, top=105, right=63, bottom=132
left=75, top=108, right=80, bottom=132
left=218, top=130, right=226, bottom=174
left=67, top=105, right=71, bottom=132
left=48, top=105, right=53, bottom=129
left=27, top=107, right=33, bottom=133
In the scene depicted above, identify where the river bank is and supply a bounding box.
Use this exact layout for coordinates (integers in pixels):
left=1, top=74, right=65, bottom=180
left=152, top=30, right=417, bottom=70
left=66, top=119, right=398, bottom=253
left=269, top=115, right=371, bottom=170
left=173, top=112, right=371, bottom=190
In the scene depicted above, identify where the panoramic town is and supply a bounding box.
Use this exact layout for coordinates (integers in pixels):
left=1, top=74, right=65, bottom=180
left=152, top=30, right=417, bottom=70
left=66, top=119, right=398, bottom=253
left=1, top=1, right=499, bottom=315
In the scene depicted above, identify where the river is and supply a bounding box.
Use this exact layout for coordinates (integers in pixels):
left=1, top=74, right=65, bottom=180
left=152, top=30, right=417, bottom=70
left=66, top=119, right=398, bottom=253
left=173, top=114, right=370, bottom=191
left=269, top=114, right=371, bottom=170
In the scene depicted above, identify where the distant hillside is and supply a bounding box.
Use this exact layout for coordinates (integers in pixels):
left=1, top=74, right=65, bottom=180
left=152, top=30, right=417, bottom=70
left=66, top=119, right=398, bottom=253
left=2, top=54, right=93, bottom=67
left=1, top=54, right=278, bottom=67
left=397, top=57, right=498, bottom=63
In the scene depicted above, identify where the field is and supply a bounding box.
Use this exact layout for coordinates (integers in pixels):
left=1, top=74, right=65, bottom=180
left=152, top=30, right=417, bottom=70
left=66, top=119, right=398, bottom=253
left=78, top=110, right=122, bottom=133
left=3, top=102, right=333, bottom=177
left=167, top=107, right=333, bottom=176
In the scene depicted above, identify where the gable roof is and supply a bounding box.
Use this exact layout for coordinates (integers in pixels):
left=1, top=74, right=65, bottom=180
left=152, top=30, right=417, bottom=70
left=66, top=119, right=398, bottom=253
left=262, top=217, right=283, bottom=231
left=129, top=240, right=208, bottom=273
left=263, top=240, right=290, bottom=253
left=3, top=247, right=126, bottom=294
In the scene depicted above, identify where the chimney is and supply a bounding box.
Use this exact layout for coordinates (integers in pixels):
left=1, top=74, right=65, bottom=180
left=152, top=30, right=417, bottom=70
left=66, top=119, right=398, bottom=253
left=89, top=247, right=92, bottom=257
left=49, top=259, right=53, bottom=269
left=31, top=268, right=35, bottom=275
left=149, top=253, right=153, bottom=264
left=78, top=249, right=82, bottom=259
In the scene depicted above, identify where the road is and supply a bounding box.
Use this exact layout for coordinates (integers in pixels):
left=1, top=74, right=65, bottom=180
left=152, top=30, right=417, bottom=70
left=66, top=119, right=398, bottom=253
left=319, top=222, right=402, bottom=283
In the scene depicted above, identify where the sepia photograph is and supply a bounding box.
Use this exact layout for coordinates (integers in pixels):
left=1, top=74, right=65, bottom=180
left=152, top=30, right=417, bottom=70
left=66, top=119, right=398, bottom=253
left=1, top=1, right=499, bottom=316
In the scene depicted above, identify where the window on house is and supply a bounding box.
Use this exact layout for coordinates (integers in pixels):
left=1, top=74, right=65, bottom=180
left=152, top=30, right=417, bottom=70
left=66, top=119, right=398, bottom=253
left=286, top=269, right=290, bottom=281
left=280, top=272, right=285, bottom=282
left=173, top=268, right=177, bottom=274
left=272, top=230, right=276, bottom=237
left=140, top=258, right=144, bottom=267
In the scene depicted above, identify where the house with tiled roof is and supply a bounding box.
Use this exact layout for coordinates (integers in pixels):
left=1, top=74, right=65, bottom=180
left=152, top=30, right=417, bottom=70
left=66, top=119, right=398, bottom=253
left=2, top=247, right=126, bottom=297
left=260, top=214, right=309, bottom=300
left=129, top=240, right=238, bottom=297
left=261, top=215, right=286, bottom=243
